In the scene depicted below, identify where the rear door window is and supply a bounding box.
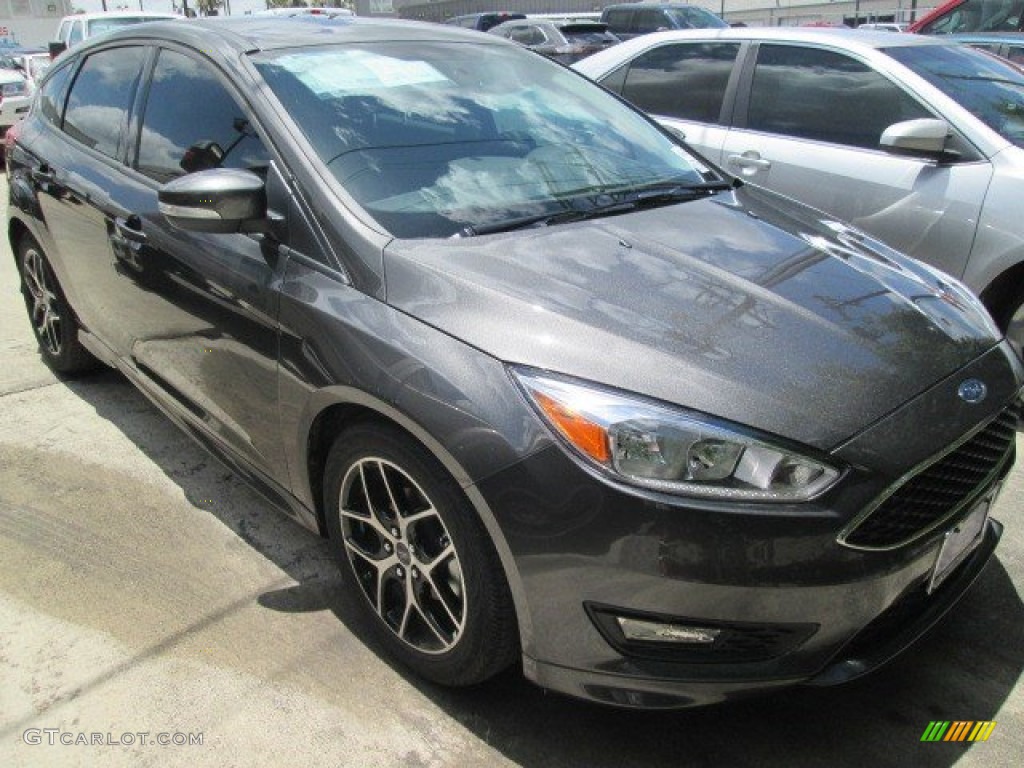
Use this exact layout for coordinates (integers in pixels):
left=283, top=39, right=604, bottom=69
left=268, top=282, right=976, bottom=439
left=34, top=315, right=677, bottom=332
left=37, top=63, right=74, bottom=127
left=63, top=46, right=147, bottom=159
left=620, top=42, right=741, bottom=123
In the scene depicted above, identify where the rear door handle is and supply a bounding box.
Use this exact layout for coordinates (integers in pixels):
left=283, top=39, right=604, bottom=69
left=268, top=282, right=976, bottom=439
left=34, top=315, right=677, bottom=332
left=115, top=215, right=147, bottom=244
left=31, top=164, right=55, bottom=186
left=727, top=152, right=772, bottom=172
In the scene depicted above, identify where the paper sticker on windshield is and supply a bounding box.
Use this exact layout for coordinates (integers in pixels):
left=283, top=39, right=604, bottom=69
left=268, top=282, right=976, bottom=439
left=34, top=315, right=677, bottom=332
left=276, top=51, right=448, bottom=98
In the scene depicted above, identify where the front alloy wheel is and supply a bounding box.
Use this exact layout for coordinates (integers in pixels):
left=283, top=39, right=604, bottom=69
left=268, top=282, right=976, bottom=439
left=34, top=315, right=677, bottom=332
left=339, top=457, right=466, bottom=654
left=324, top=424, right=517, bottom=686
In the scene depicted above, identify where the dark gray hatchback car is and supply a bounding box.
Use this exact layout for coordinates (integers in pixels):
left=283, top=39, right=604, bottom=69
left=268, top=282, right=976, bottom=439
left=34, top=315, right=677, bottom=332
left=8, top=16, right=1022, bottom=709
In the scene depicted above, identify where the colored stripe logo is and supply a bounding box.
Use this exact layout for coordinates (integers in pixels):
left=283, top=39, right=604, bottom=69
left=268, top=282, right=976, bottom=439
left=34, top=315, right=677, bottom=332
left=921, top=721, right=997, bottom=742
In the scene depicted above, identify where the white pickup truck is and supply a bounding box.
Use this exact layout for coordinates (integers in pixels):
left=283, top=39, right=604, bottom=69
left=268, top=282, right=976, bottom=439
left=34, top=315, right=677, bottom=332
left=51, top=11, right=178, bottom=56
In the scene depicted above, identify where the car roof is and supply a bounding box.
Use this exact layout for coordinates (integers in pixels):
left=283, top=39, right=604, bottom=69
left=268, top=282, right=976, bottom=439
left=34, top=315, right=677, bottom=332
left=88, top=16, right=513, bottom=54
left=61, top=11, right=178, bottom=21
left=629, top=26, right=951, bottom=48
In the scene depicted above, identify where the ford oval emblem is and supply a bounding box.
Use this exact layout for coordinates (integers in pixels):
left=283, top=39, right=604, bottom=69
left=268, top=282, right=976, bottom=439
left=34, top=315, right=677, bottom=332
left=958, top=379, right=988, bottom=404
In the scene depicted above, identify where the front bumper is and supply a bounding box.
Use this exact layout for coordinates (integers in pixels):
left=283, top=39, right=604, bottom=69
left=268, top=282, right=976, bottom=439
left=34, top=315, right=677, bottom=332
left=475, top=342, right=1020, bottom=708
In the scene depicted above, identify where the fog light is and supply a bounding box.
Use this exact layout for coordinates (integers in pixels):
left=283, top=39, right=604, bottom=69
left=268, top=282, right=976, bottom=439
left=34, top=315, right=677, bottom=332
left=616, top=617, right=720, bottom=644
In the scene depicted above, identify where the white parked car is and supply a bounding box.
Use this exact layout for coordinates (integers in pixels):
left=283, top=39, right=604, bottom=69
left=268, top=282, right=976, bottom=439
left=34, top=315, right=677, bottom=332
left=575, top=29, right=1024, bottom=351
left=0, top=68, right=30, bottom=138
left=0, top=49, right=51, bottom=92
left=858, top=22, right=909, bottom=32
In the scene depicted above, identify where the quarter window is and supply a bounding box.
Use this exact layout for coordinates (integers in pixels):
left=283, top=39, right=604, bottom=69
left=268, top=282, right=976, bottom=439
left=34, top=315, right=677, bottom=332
left=37, top=63, right=74, bottom=128
left=135, top=49, right=269, bottom=183
left=620, top=43, right=741, bottom=124
left=63, top=47, right=147, bottom=159
left=747, top=45, right=931, bottom=150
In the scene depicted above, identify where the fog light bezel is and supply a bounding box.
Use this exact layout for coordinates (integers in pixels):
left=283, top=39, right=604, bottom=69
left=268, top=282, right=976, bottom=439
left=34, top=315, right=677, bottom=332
left=586, top=603, right=818, bottom=664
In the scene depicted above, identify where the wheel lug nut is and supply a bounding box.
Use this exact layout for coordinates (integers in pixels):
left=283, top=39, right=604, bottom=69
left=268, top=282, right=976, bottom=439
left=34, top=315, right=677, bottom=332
left=390, top=527, right=400, bottom=538
left=383, top=542, right=392, bottom=553
left=411, top=567, right=419, bottom=579
left=396, top=566, right=404, bottom=578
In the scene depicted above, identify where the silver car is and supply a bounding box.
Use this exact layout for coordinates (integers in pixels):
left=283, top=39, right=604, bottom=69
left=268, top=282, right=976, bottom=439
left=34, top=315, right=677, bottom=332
left=575, top=29, right=1024, bottom=350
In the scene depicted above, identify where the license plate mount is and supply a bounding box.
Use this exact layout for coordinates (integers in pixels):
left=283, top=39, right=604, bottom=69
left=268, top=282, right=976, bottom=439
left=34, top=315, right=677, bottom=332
left=927, top=495, right=993, bottom=594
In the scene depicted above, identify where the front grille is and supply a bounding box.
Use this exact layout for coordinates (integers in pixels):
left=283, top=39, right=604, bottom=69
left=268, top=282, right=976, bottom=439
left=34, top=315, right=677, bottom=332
left=842, top=402, right=1019, bottom=550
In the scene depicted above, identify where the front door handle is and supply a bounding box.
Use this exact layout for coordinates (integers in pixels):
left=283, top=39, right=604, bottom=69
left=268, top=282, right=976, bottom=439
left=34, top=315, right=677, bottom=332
left=727, top=152, right=772, bottom=173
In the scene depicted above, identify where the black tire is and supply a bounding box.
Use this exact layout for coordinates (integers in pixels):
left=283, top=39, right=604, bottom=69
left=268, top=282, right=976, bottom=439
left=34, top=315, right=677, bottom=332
left=17, top=234, right=96, bottom=374
left=999, top=291, right=1024, bottom=360
left=324, top=422, right=518, bottom=686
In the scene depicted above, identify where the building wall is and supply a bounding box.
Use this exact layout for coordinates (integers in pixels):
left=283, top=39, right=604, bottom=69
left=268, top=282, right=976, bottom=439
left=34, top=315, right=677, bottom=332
left=1, top=0, right=72, bottom=46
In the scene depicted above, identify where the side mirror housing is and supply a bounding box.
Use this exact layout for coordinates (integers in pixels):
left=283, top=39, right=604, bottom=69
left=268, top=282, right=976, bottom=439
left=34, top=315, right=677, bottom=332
left=880, top=118, right=952, bottom=159
left=158, top=168, right=267, bottom=234
left=48, top=41, right=67, bottom=60
left=662, top=124, right=687, bottom=142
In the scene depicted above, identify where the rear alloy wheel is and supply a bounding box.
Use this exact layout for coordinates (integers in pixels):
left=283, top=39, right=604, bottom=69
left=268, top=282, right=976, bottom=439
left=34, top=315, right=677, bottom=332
left=324, top=424, right=517, bottom=685
left=18, top=236, right=96, bottom=374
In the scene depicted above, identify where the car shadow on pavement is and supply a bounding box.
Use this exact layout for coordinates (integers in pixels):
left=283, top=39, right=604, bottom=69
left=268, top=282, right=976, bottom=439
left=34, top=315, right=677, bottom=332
left=67, top=370, right=1024, bottom=768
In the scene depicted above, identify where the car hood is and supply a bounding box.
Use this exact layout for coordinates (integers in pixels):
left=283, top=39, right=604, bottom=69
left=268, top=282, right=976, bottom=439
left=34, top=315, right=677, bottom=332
left=384, top=185, right=1000, bottom=450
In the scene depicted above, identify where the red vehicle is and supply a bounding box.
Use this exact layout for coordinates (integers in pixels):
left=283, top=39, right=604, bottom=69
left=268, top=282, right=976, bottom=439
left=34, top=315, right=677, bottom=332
left=910, top=0, right=1024, bottom=34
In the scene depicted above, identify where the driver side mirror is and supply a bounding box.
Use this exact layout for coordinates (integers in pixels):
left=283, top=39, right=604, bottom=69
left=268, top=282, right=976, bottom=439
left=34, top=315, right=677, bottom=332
left=158, top=168, right=267, bottom=234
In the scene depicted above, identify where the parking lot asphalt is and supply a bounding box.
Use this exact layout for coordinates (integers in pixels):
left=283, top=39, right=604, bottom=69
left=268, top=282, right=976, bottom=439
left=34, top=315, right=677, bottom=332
left=1, top=176, right=1023, bottom=767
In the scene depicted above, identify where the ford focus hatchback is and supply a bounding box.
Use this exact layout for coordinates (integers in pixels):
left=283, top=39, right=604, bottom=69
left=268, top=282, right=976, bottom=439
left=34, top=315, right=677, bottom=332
left=8, top=17, right=1022, bottom=709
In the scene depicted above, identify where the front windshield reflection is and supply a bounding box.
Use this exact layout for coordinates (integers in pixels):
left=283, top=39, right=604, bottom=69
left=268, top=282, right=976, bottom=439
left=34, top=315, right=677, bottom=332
left=255, top=43, right=709, bottom=238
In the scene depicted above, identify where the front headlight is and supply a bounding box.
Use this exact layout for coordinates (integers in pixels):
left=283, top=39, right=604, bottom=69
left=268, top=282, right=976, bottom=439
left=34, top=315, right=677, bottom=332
left=513, top=369, right=840, bottom=502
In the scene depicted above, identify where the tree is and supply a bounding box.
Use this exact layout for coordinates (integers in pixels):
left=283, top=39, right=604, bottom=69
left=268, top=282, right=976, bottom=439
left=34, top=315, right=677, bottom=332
left=195, top=0, right=224, bottom=14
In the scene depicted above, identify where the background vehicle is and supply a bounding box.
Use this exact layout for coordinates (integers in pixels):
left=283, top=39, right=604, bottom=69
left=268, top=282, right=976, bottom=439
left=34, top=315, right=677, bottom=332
left=444, top=11, right=526, bottom=31
left=51, top=11, right=178, bottom=54
left=8, top=16, right=1021, bottom=711
left=253, top=7, right=354, bottom=17
left=576, top=28, right=1024, bottom=352
left=0, top=48, right=50, bottom=91
left=909, top=0, right=1024, bottom=34
left=489, top=18, right=620, bottom=64
left=949, top=31, right=1024, bottom=62
left=601, top=3, right=727, bottom=41
left=858, top=22, right=908, bottom=32
left=0, top=68, right=29, bottom=139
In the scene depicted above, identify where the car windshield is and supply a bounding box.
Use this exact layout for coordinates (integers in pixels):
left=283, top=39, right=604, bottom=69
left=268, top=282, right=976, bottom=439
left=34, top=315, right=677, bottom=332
left=562, top=24, right=618, bottom=43
left=254, top=42, right=712, bottom=238
left=885, top=43, right=1024, bottom=147
left=87, top=17, right=167, bottom=36
left=666, top=8, right=729, bottom=29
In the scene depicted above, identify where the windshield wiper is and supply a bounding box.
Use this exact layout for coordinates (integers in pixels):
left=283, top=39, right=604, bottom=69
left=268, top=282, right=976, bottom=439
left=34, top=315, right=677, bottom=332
left=456, top=207, right=600, bottom=237
left=456, top=179, right=738, bottom=237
